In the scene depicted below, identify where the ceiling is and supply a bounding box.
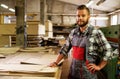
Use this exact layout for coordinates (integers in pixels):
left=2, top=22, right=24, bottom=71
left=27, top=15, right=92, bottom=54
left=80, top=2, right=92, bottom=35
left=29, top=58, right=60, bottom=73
left=0, top=0, right=16, bottom=13
left=0, top=0, right=120, bottom=13
left=58, top=0, right=120, bottom=13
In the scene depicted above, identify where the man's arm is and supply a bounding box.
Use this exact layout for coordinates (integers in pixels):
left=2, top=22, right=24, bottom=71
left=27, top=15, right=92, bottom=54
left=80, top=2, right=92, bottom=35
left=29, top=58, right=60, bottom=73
left=98, top=60, right=107, bottom=70
left=49, top=54, right=64, bottom=67
left=49, top=29, right=75, bottom=67
left=87, top=60, right=107, bottom=73
left=87, top=29, right=112, bottom=73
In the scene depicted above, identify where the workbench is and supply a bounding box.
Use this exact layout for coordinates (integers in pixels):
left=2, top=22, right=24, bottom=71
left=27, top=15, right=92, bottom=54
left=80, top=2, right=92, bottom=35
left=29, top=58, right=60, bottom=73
left=0, top=47, right=61, bottom=79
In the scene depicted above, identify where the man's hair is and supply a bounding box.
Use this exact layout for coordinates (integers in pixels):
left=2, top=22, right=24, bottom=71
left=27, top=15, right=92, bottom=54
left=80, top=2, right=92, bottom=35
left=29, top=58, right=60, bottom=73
left=77, top=5, right=90, bottom=15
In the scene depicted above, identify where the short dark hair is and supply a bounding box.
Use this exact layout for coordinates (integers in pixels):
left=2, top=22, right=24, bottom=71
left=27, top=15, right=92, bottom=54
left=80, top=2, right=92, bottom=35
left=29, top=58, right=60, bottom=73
left=77, top=5, right=90, bottom=15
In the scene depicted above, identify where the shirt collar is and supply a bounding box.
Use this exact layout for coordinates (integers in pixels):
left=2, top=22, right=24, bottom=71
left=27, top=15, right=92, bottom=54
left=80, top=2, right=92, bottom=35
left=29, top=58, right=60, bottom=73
left=74, top=24, right=93, bottom=36
left=80, top=24, right=90, bottom=36
left=83, top=29, right=88, bottom=36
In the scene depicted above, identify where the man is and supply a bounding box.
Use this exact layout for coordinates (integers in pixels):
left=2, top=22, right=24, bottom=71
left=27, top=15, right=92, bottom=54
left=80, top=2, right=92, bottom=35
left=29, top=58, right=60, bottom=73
left=49, top=5, right=112, bottom=79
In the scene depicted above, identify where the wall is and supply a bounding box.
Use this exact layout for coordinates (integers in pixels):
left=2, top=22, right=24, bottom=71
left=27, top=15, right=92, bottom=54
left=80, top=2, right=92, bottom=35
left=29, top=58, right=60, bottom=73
left=2, top=0, right=108, bottom=26
left=118, top=13, right=120, bottom=24
left=26, top=0, right=40, bottom=21
left=46, top=0, right=108, bottom=26
left=90, top=19, right=108, bottom=27
left=25, top=0, right=111, bottom=27
left=89, top=15, right=109, bottom=27
left=47, top=0, right=77, bottom=25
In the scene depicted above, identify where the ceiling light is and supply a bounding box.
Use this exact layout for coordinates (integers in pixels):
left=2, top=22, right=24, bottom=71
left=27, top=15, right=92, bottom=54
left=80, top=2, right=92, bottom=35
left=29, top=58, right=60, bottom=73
left=0, top=4, right=8, bottom=9
left=86, top=0, right=94, bottom=7
left=96, top=0, right=106, bottom=6
left=9, top=8, right=15, bottom=12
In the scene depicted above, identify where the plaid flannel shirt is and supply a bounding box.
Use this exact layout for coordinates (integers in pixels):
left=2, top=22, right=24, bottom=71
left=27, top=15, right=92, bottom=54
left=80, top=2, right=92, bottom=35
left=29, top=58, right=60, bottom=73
left=59, top=25, right=112, bottom=61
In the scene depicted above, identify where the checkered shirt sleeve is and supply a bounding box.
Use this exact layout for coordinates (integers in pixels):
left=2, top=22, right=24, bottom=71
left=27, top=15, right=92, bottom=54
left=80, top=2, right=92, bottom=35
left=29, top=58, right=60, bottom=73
left=89, top=29, right=112, bottom=61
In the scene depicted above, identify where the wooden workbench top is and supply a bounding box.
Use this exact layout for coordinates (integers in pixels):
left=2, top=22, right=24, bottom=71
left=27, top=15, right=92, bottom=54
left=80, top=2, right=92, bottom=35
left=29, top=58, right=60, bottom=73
left=0, top=47, right=61, bottom=79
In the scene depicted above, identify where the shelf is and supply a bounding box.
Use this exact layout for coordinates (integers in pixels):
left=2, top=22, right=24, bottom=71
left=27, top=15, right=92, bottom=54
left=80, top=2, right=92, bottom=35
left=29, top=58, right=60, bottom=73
left=53, top=31, right=69, bottom=34
left=53, top=25, right=73, bottom=37
left=10, top=35, right=40, bottom=47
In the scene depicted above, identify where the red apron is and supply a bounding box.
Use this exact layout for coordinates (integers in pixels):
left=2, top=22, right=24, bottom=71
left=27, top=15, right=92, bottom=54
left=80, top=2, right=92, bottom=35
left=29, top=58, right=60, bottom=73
left=72, top=46, right=85, bottom=60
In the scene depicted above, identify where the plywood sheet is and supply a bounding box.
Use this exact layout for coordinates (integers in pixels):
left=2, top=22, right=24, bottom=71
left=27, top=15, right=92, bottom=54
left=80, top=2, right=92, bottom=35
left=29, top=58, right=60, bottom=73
left=20, top=54, right=57, bottom=65
left=5, top=52, right=44, bottom=64
left=19, top=77, right=55, bottom=79
left=0, top=64, right=58, bottom=74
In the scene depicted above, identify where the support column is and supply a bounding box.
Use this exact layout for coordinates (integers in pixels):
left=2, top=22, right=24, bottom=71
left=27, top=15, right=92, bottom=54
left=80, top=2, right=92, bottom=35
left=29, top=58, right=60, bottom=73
left=40, top=0, right=46, bottom=25
left=15, top=0, right=27, bottom=48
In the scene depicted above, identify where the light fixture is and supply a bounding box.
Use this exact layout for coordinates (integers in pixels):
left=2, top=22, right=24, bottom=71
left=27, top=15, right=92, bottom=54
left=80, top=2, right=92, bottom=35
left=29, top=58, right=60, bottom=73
left=9, top=8, right=15, bottom=12
left=96, top=0, right=106, bottom=6
left=0, top=4, right=8, bottom=9
left=86, top=0, right=94, bottom=7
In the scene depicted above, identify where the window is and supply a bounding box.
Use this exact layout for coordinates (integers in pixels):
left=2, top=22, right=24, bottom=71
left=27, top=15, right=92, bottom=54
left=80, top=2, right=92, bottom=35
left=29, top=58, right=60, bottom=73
left=111, top=15, right=117, bottom=25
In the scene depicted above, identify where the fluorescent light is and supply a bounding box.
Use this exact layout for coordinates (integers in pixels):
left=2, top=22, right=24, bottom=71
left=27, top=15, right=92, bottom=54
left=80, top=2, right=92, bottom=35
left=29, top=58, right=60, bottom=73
left=90, top=17, right=108, bottom=20
left=86, top=0, right=94, bottom=7
left=0, top=4, right=15, bottom=12
left=96, top=0, right=106, bottom=6
left=0, top=4, right=8, bottom=9
left=9, top=8, right=15, bottom=12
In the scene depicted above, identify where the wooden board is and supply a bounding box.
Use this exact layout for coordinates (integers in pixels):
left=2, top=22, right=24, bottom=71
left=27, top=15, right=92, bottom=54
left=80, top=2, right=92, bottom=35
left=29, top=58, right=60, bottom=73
left=19, top=77, right=56, bottom=79
left=20, top=54, right=57, bottom=65
left=0, top=47, right=20, bottom=54
left=0, top=64, right=58, bottom=74
left=2, top=52, right=44, bottom=64
left=0, top=76, right=56, bottom=79
left=19, top=47, right=52, bottom=53
left=0, top=54, right=5, bottom=58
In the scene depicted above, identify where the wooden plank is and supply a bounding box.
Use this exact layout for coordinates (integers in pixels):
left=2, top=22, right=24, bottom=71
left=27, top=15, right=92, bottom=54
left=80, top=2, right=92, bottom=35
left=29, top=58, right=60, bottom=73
left=19, top=77, right=56, bottom=79
left=20, top=54, right=57, bottom=65
left=0, top=64, right=45, bottom=72
left=0, top=47, right=20, bottom=55
left=0, top=76, right=56, bottom=79
left=19, top=47, right=51, bottom=53
left=0, top=64, right=58, bottom=73
left=0, top=54, right=5, bottom=58
left=0, top=76, right=20, bottom=79
left=3, top=52, right=44, bottom=64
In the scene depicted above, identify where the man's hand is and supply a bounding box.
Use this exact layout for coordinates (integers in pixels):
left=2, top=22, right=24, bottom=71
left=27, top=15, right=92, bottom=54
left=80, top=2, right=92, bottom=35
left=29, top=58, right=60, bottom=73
left=87, top=63, right=101, bottom=73
left=48, top=62, right=58, bottom=67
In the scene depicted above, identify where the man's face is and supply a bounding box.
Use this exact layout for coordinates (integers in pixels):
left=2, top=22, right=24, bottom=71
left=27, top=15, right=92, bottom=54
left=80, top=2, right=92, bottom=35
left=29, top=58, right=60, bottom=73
left=76, top=9, right=90, bottom=27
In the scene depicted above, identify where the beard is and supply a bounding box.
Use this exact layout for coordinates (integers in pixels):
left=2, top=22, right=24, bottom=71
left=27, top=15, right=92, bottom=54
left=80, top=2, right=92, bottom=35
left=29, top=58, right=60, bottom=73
left=77, top=20, right=89, bottom=27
